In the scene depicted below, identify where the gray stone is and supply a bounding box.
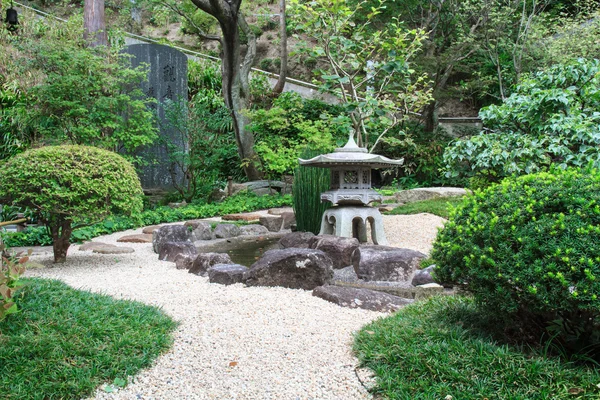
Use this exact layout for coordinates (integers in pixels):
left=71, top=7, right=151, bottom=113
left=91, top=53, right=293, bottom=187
left=123, top=43, right=188, bottom=190
left=158, top=242, right=197, bottom=262
left=174, top=253, right=195, bottom=270
left=209, top=188, right=227, bottom=202
left=312, top=285, right=413, bottom=312
left=222, top=213, right=262, bottom=222
left=168, top=201, right=187, bottom=209
left=230, top=180, right=288, bottom=196
left=189, top=252, right=233, bottom=276
left=79, top=242, right=115, bottom=251
left=309, top=235, right=359, bottom=269
left=208, top=264, right=248, bottom=285
left=240, top=225, right=270, bottom=236
left=415, top=283, right=444, bottom=299
left=332, top=265, right=360, bottom=283
left=142, top=225, right=161, bottom=234
left=280, top=212, right=296, bottom=230
left=259, top=216, right=283, bottom=232
left=190, top=222, right=213, bottom=241
left=213, top=224, right=241, bottom=239
left=279, top=231, right=315, bottom=248
left=411, top=265, right=437, bottom=286
left=93, top=246, right=135, bottom=254
left=117, top=234, right=153, bottom=243
left=353, top=246, right=426, bottom=282
left=184, top=220, right=205, bottom=229
left=268, top=207, right=294, bottom=216
left=244, top=248, right=334, bottom=290
left=394, top=187, right=469, bottom=204
left=153, top=225, right=193, bottom=253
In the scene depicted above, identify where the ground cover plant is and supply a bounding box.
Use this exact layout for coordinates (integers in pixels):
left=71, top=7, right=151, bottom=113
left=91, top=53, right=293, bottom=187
left=354, top=296, right=600, bottom=399
left=0, top=145, right=143, bottom=262
left=1, top=192, right=292, bottom=248
left=433, top=167, right=600, bottom=358
left=387, top=197, right=465, bottom=219
left=0, top=278, right=177, bottom=400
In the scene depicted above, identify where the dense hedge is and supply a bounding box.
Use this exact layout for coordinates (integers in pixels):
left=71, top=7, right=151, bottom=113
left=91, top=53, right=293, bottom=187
left=432, top=168, right=600, bottom=354
left=2, top=193, right=292, bottom=248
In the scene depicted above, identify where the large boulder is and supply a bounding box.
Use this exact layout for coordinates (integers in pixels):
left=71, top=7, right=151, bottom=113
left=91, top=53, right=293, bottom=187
left=189, top=253, right=233, bottom=276
left=158, top=242, right=197, bottom=262
left=280, top=212, right=296, bottom=230
left=208, top=264, right=248, bottom=285
left=213, top=224, right=241, bottom=239
left=239, top=224, right=270, bottom=236
left=191, top=222, right=213, bottom=241
left=174, top=253, right=195, bottom=270
left=353, top=246, right=426, bottom=282
left=309, top=235, right=359, bottom=269
left=279, top=231, right=315, bottom=248
left=244, top=248, right=334, bottom=290
left=312, top=285, right=413, bottom=312
left=411, top=265, right=437, bottom=286
left=259, top=215, right=283, bottom=232
left=153, top=225, right=193, bottom=253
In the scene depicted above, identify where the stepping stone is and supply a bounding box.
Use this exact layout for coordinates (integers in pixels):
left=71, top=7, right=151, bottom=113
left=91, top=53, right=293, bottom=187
left=268, top=207, right=294, bottom=216
left=93, top=246, right=135, bottom=254
left=79, top=242, right=116, bottom=251
left=142, top=225, right=161, bottom=234
left=312, top=285, right=413, bottom=312
left=222, top=213, right=262, bottom=222
left=117, top=234, right=153, bottom=243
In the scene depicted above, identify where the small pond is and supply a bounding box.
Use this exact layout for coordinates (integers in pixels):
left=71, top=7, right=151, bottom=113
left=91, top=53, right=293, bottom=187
left=195, top=234, right=285, bottom=267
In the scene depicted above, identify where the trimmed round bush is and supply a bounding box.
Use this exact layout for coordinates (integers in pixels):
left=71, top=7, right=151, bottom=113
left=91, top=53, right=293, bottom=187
left=0, top=145, right=143, bottom=262
left=432, top=168, right=600, bottom=349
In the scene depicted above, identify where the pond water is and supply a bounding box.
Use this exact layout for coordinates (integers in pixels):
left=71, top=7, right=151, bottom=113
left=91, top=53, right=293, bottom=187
left=226, top=237, right=282, bottom=267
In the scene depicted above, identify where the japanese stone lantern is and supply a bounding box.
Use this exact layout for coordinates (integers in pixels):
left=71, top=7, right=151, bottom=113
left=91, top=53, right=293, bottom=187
left=299, top=134, right=403, bottom=245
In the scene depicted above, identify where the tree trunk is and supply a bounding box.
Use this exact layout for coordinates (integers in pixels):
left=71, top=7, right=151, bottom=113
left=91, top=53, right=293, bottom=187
left=422, top=101, right=438, bottom=133
left=84, top=0, right=107, bottom=47
left=50, top=219, right=72, bottom=263
left=272, top=0, right=288, bottom=95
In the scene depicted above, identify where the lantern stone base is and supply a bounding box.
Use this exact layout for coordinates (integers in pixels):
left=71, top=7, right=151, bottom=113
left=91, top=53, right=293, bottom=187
left=319, top=206, right=388, bottom=246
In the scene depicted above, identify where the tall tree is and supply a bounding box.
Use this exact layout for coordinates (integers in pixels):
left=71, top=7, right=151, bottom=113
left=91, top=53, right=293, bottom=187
left=272, top=0, right=288, bottom=94
left=84, top=0, right=107, bottom=46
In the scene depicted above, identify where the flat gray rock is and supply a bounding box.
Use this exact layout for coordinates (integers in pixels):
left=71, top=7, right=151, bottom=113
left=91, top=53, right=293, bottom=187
left=153, top=225, right=193, bottom=253
left=142, top=225, right=161, bottom=234
left=312, top=285, right=413, bottom=312
left=117, top=234, right=153, bottom=243
left=279, top=232, right=315, bottom=248
left=240, top=225, right=270, bottom=236
left=79, top=242, right=115, bottom=251
left=208, top=263, right=248, bottom=285
left=394, top=187, right=468, bottom=203
left=213, top=224, right=241, bottom=239
left=93, top=246, right=135, bottom=254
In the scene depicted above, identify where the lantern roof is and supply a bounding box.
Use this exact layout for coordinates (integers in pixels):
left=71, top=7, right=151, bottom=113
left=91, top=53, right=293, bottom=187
left=299, top=134, right=404, bottom=169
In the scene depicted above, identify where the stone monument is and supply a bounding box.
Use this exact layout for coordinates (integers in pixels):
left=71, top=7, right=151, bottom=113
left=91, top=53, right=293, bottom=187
left=123, top=43, right=188, bottom=189
left=299, top=134, right=403, bottom=245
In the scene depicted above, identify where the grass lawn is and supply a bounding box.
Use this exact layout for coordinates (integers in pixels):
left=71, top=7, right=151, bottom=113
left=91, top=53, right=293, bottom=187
left=354, top=296, right=600, bottom=400
left=387, top=196, right=465, bottom=219
left=0, top=278, right=177, bottom=400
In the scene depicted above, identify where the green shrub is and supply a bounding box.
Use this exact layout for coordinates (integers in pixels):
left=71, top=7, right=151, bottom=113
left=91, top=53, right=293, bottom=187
left=293, top=149, right=330, bottom=234
left=0, top=146, right=143, bottom=263
left=432, top=168, right=600, bottom=356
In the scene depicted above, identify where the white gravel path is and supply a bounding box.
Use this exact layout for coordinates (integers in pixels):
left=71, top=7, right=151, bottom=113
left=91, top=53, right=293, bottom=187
left=24, top=213, right=445, bottom=400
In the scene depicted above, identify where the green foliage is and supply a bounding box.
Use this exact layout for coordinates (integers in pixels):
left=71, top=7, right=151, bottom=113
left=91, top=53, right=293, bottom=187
left=290, top=0, right=432, bottom=151
left=2, top=193, right=293, bottom=247
left=292, top=149, right=330, bottom=234
left=443, top=59, right=600, bottom=183
left=0, top=278, right=177, bottom=399
left=0, top=16, right=157, bottom=160
left=432, top=168, right=600, bottom=356
left=0, top=247, right=27, bottom=322
left=248, top=92, right=346, bottom=178
left=179, top=2, right=218, bottom=35
left=388, top=196, right=465, bottom=219
left=0, top=145, right=143, bottom=262
left=354, top=295, right=600, bottom=399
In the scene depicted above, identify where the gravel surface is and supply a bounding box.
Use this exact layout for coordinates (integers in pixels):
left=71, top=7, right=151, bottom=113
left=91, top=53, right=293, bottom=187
left=24, top=213, right=445, bottom=400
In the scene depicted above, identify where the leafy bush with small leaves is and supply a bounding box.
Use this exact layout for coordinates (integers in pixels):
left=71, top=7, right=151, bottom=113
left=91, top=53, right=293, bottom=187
left=0, top=246, right=27, bottom=322
left=443, top=59, right=600, bottom=184
left=0, top=145, right=143, bottom=263
left=432, top=168, right=600, bottom=357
